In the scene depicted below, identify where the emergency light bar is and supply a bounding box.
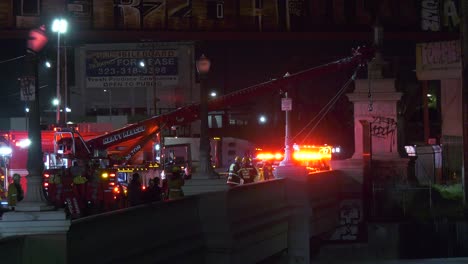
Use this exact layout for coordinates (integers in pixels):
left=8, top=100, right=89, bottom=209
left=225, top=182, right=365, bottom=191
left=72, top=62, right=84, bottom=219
left=257, top=145, right=332, bottom=162
left=256, top=152, right=283, bottom=161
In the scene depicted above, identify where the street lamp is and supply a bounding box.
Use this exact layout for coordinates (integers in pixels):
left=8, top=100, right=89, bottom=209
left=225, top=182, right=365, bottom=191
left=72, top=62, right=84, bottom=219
left=52, top=18, right=68, bottom=125
left=196, top=54, right=216, bottom=178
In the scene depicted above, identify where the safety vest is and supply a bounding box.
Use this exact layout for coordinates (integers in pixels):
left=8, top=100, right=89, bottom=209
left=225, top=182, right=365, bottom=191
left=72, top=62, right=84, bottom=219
left=7, top=184, right=18, bottom=206
left=0, top=185, right=6, bottom=199
left=168, top=178, right=184, bottom=199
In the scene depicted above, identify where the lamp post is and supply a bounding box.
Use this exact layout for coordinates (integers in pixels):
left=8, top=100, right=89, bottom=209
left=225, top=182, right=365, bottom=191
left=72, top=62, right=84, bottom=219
left=196, top=54, right=216, bottom=178
left=279, top=83, right=294, bottom=166
left=104, top=89, right=112, bottom=123
left=52, top=18, right=68, bottom=125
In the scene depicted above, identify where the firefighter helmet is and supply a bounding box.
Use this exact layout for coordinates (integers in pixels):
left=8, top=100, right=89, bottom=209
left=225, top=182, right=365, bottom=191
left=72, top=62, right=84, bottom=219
left=13, top=173, right=21, bottom=181
left=235, top=156, right=242, bottom=163
left=242, top=157, right=251, bottom=164
left=172, top=166, right=181, bottom=173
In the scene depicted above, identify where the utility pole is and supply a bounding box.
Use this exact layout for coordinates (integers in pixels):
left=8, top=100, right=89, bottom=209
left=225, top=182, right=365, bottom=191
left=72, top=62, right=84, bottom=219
left=461, top=0, right=468, bottom=205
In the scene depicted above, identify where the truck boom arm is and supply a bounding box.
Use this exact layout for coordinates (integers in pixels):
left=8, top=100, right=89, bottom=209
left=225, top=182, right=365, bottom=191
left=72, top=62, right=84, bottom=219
left=85, top=46, right=374, bottom=153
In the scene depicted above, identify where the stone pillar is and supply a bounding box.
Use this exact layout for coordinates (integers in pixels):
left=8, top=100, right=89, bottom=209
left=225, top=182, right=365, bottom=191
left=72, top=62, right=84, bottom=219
left=347, top=78, right=402, bottom=159
left=338, top=53, right=410, bottom=184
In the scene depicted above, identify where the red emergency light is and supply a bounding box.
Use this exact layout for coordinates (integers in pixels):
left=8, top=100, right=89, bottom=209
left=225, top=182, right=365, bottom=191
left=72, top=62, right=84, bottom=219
left=256, top=152, right=283, bottom=161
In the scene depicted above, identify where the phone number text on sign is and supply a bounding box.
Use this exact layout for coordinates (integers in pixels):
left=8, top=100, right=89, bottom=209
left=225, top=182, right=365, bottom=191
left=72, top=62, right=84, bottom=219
left=85, top=49, right=179, bottom=88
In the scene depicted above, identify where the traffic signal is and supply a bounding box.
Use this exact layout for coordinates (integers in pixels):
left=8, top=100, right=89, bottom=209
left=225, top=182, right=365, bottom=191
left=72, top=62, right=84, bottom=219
left=27, top=25, right=48, bottom=53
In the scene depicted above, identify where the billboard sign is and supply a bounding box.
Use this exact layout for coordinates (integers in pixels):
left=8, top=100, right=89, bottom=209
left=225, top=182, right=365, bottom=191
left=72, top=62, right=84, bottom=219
left=85, top=49, right=179, bottom=88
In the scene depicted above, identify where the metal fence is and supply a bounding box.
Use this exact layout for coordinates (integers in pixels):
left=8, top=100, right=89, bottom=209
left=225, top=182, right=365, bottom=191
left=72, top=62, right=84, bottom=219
left=372, top=183, right=433, bottom=220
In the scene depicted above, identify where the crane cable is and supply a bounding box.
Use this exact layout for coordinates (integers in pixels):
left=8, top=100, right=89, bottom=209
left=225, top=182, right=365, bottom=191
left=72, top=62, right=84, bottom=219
left=291, top=66, right=360, bottom=144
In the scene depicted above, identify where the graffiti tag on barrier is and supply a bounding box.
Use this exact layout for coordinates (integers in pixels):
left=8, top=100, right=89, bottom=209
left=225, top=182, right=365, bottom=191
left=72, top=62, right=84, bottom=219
left=330, top=199, right=362, bottom=241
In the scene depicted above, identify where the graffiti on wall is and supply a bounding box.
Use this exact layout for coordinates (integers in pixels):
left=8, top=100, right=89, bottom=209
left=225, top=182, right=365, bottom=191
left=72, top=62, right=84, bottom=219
left=371, top=116, right=397, bottom=138
left=370, top=115, right=397, bottom=153
left=420, top=0, right=460, bottom=32
left=330, top=199, right=362, bottom=241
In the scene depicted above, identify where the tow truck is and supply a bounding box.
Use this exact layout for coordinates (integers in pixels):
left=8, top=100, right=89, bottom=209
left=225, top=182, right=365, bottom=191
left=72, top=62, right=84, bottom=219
left=42, top=46, right=374, bottom=214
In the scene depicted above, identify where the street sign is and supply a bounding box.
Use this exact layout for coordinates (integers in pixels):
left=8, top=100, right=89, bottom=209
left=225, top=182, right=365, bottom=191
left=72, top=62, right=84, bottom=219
left=19, top=76, right=35, bottom=101
left=281, top=98, right=292, bottom=111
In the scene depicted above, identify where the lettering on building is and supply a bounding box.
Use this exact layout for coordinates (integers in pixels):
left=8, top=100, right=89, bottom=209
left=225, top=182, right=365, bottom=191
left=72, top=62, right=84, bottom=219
left=421, top=0, right=460, bottom=32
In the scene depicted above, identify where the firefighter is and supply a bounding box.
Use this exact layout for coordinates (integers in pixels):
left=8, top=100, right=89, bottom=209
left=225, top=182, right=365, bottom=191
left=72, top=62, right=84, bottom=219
left=86, top=170, right=104, bottom=215
left=127, top=173, right=143, bottom=206
left=7, top=174, right=24, bottom=210
left=60, top=169, right=77, bottom=218
left=262, top=160, right=274, bottom=181
left=226, top=156, right=243, bottom=187
left=167, top=166, right=184, bottom=199
left=239, top=157, right=258, bottom=184
left=72, top=165, right=88, bottom=215
left=47, top=172, right=62, bottom=207
left=0, top=180, right=5, bottom=200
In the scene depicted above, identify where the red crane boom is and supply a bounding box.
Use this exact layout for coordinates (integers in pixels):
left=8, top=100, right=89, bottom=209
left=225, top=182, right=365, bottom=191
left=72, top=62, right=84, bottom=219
left=84, top=46, right=374, bottom=160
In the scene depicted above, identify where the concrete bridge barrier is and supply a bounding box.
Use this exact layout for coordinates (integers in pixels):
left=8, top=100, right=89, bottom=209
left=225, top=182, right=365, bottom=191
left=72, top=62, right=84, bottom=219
left=307, top=171, right=342, bottom=239
left=0, top=169, right=345, bottom=264
left=68, top=196, right=205, bottom=264
left=200, top=179, right=291, bottom=263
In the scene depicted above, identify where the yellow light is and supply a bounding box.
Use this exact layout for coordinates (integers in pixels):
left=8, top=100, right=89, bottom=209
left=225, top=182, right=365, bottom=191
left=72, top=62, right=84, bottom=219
left=274, top=153, right=283, bottom=160
left=101, top=173, right=109, bottom=179
left=257, top=152, right=284, bottom=161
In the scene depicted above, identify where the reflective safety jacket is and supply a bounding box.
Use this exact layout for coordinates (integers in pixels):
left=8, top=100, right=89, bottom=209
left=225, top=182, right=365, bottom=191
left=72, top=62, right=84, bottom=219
left=226, top=162, right=243, bottom=186
left=168, top=177, right=184, bottom=199
left=238, top=164, right=258, bottom=184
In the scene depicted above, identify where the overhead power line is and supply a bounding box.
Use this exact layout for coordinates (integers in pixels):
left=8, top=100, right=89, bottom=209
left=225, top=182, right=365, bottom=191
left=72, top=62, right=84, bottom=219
left=292, top=67, right=359, bottom=144
left=0, top=55, right=26, bottom=65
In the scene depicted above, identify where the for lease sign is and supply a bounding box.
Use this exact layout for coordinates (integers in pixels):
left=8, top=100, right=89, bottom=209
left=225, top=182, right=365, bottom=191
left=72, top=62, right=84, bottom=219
left=85, top=49, right=179, bottom=88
